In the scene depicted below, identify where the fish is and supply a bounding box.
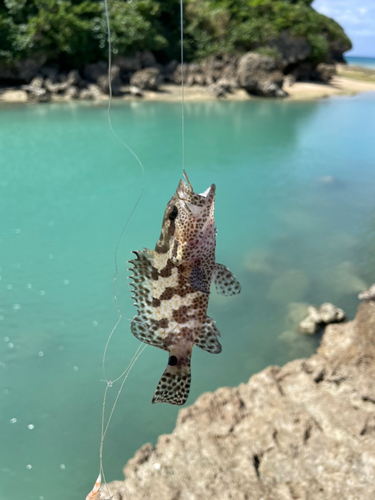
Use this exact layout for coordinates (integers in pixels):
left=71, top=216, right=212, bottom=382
left=129, top=171, right=241, bottom=406
left=86, top=474, right=101, bottom=500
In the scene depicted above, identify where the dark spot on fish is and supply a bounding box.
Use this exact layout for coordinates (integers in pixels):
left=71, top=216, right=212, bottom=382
left=168, top=356, right=178, bottom=366
left=160, top=259, right=173, bottom=278
left=152, top=297, right=161, bottom=307
left=172, top=239, right=178, bottom=258
left=159, top=318, right=169, bottom=329
left=173, top=305, right=190, bottom=324
left=169, top=206, right=178, bottom=220
left=152, top=267, right=159, bottom=281
left=159, top=287, right=175, bottom=301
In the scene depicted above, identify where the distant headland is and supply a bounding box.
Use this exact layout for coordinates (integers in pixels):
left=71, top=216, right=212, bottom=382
left=3, top=0, right=372, bottom=103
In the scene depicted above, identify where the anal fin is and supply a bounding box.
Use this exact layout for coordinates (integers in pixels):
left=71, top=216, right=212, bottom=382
left=214, top=263, right=242, bottom=296
left=195, top=316, right=222, bottom=354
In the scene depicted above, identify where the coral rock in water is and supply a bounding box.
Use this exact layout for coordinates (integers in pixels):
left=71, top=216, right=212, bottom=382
left=105, top=301, right=375, bottom=500
left=299, top=302, right=346, bottom=334
left=358, top=284, right=375, bottom=301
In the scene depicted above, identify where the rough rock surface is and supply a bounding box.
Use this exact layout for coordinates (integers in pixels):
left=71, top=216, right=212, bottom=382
left=299, top=303, right=346, bottom=334
left=130, top=68, right=163, bottom=90
left=104, top=301, right=375, bottom=499
left=358, top=284, right=375, bottom=301
left=237, top=52, right=288, bottom=97
left=316, top=63, right=336, bottom=82
left=97, top=65, right=122, bottom=96
left=268, top=30, right=311, bottom=67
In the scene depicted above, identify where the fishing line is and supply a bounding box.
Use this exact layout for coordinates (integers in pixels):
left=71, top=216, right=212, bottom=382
left=97, top=0, right=149, bottom=495
left=94, top=0, right=187, bottom=496
left=180, top=0, right=185, bottom=173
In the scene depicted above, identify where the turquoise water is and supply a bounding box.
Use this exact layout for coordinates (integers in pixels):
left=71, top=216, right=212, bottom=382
left=1, top=94, right=375, bottom=499
left=345, top=56, right=375, bottom=69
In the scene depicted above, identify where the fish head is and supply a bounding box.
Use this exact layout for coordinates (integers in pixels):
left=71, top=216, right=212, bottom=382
left=155, top=171, right=216, bottom=263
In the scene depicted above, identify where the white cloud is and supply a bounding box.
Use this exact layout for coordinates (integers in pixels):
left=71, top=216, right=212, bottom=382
left=313, top=0, right=375, bottom=56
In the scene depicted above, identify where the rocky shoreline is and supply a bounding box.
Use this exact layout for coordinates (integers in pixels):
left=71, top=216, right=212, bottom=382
left=2, top=45, right=370, bottom=105
left=102, top=295, right=375, bottom=499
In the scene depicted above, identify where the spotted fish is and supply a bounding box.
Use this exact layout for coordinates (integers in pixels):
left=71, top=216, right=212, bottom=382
left=129, top=172, right=241, bottom=405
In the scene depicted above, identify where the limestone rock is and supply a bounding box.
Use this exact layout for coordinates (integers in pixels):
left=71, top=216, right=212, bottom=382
left=207, top=83, right=227, bottom=98
left=105, top=301, right=375, bottom=500
left=268, top=31, right=311, bottom=67
left=83, top=61, right=107, bottom=82
left=173, top=63, right=205, bottom=86
left=318, top=302, right=345, bottom=324
left=64, top=86, right=80, bottom=99
left=316, top=63, right=336, bottom=83
left=66, top=69, right=83, bottom=87
left=29, top=76, right=44, bottom=89
left=87, top=84, right=102, bottom=100
left=129, top=86, right=143, bottom=97
left=79, top=89, right=92, bottom=100
left=44, top=78, right=69, bottom=94
left=79, top=84, right=102, bottom=100
left=299, top=303, right=346, bottom=334
left=97, top=65, right=122, bottom=96
left=114, top=54, right=142, bottom=72
left=358, top=284, right=375, bottom=301
left=283, top=74, right=296, bottom=88
left=22, top=77, right=51, bottom=102
left=237, top=52, right=287, bottom=97
left=141, top=50, right=157, bottom=68
left=162, top=60, right=179, bottom=82
left=130, top=68, right=162, bottom=91
left=27, top=87, right=50, bottom=103
left=0, top=58, right=44, bottom=84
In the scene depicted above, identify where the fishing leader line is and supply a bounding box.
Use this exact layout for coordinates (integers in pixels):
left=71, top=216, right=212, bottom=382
left=94, top=0, right=187, bottom=496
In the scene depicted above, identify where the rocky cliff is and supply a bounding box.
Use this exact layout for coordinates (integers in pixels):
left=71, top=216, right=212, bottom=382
left=104, top=299, right=375, bottom=500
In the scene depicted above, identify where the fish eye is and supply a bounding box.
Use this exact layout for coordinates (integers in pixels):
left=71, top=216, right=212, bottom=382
left=169, top=206, right=178, bottom=220
left=168, top=355, right=178, bottom=366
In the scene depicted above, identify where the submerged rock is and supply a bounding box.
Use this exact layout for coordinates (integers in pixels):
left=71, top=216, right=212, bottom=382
left=105, top=301, right=375, bottom=500
left=268, top=269, right=309, bottom=304
left=299, top=302, right=346, bottom=335
left=358, top=284, right=375, bottom=301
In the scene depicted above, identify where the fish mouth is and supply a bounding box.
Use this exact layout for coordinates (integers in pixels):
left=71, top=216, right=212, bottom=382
left=177, top=171, right=215, bottom=203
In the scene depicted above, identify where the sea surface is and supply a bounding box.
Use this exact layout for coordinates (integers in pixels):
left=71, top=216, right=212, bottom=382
left=1, top=93, right=375, bottom=500
left=345, top=55, right=375, bottom=69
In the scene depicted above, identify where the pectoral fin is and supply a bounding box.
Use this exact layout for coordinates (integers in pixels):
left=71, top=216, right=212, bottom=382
left=195, top=316, right=222, bottom=354
left=214, top=263, right=242, bottom=296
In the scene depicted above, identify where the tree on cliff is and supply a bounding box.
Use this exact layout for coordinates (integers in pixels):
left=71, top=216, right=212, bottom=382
left=0, top=0, right=351, bottom=68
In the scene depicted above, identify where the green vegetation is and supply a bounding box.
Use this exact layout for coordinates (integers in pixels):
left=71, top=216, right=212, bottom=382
left=0, top=0, right=351, bottom=68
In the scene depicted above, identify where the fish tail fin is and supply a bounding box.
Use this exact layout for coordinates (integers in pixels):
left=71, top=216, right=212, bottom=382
left=152, top=364, right=191, bottom=406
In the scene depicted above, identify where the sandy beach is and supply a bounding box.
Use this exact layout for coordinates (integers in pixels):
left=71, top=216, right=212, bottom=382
left=1, top=75, right=375, bottom=104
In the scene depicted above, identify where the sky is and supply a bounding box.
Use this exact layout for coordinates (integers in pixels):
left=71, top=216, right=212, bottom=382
left=313, top=0, right=375, bottom=57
